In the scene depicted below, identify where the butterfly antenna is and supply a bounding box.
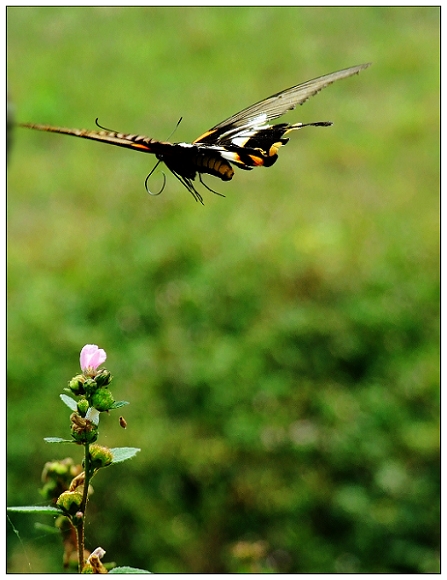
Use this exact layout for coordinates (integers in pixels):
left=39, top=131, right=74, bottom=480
left=95, top=118, right=120, bottom=132
left=145, top=160, right=167, bottom=196
left=165, top=117, right=183, bottom=141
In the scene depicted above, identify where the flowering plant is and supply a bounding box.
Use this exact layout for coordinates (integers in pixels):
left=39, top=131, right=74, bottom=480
left=8, top=345, right=149, bottom=574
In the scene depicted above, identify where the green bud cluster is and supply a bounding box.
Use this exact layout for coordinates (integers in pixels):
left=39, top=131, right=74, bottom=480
left=40, top=458, right=83, bottom=501
left=68, top=368, right=115, bottom=413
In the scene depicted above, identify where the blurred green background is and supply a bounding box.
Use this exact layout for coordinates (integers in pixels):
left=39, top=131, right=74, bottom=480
left=7, top=6, right=439, bottom=573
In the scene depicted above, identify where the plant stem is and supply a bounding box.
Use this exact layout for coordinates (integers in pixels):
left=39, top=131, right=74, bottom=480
left=75, top=520, right=84, bottom=573
left=76, top=441, right=91, bottom=572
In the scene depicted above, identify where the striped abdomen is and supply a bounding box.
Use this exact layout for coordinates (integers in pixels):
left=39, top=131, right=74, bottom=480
left=161, top=144, right=235, bottom=181
left=190, top=151, right=234, bottom=181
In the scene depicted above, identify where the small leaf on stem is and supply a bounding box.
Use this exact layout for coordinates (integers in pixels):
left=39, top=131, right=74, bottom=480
left=7, top=505, right=64, bottom=515
left=60, top=393, right=78, bottom=411
left=110, top=447, right=141, bottom=464
left=110, top=400, right=130, bottom=410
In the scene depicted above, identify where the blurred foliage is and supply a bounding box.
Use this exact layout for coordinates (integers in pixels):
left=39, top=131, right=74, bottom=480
left=7, top=6, right=439, bottom=574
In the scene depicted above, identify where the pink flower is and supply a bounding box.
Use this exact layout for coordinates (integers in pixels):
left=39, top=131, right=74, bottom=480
left=80, top=344, right=107, bottom=372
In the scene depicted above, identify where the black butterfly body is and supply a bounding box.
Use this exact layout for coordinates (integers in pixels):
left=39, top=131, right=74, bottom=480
left=20, top=63, right=370, bottom=203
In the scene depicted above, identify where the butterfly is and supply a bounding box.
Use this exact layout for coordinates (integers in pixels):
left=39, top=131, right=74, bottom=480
left=19, top=63, right=370, bottom=204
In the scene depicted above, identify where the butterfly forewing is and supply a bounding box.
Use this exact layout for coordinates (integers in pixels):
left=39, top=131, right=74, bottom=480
left=194, top=63, right=370, bottom=144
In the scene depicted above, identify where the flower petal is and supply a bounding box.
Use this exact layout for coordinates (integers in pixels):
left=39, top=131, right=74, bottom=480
left=80, top=345, right=97, bottom=370
left=88, top=348, right=107, bottom=370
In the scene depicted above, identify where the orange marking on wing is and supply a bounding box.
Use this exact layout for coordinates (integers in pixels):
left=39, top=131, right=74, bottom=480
left=248, top=154, right=265, bottom=166
left=193, top=129, right=217, bottom=143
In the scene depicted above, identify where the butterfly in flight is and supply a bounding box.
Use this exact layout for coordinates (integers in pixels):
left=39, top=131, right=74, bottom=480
left=19, top=63, right=370, bottom=204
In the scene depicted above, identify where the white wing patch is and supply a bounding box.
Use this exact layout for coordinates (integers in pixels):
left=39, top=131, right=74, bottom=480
left=220, top=150, right=245, bottom=163
left=218, top=122, right=272, bottom=145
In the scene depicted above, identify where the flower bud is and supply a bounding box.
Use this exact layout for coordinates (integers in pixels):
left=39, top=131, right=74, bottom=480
left=95, top=369, right=112, bottom=387
left=71, top=428, right=98, bottom=444
left=80, top=344, right=107, bottom=374
left=75, top=430, right=98, bottom=444
left=68, top=374, right=85, bottom=396
left=72, top=511, right=84, bottom=526
left=83, top=378, right=98, bottom=397
left=89, top=444, right=113, bottom=469
left=91, top=387, right=115, bottom=412
left=77, top=399, right=90, bottom=416
left=70, top=413, right=98, bottom=444
left=56, top=489, right=83, bottom=515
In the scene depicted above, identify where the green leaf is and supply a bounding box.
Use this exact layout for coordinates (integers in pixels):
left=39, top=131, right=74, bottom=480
left=7, top=506, right=63, bottom=515
left=44, top=437, right=75, bottom=443
left=109, top=566, right=151, bottom=574
left=60, top=393, right=78, bottom=411
left=110, top=400, right=129, bottom=410
left=110, top=447, right=140, bottom=464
